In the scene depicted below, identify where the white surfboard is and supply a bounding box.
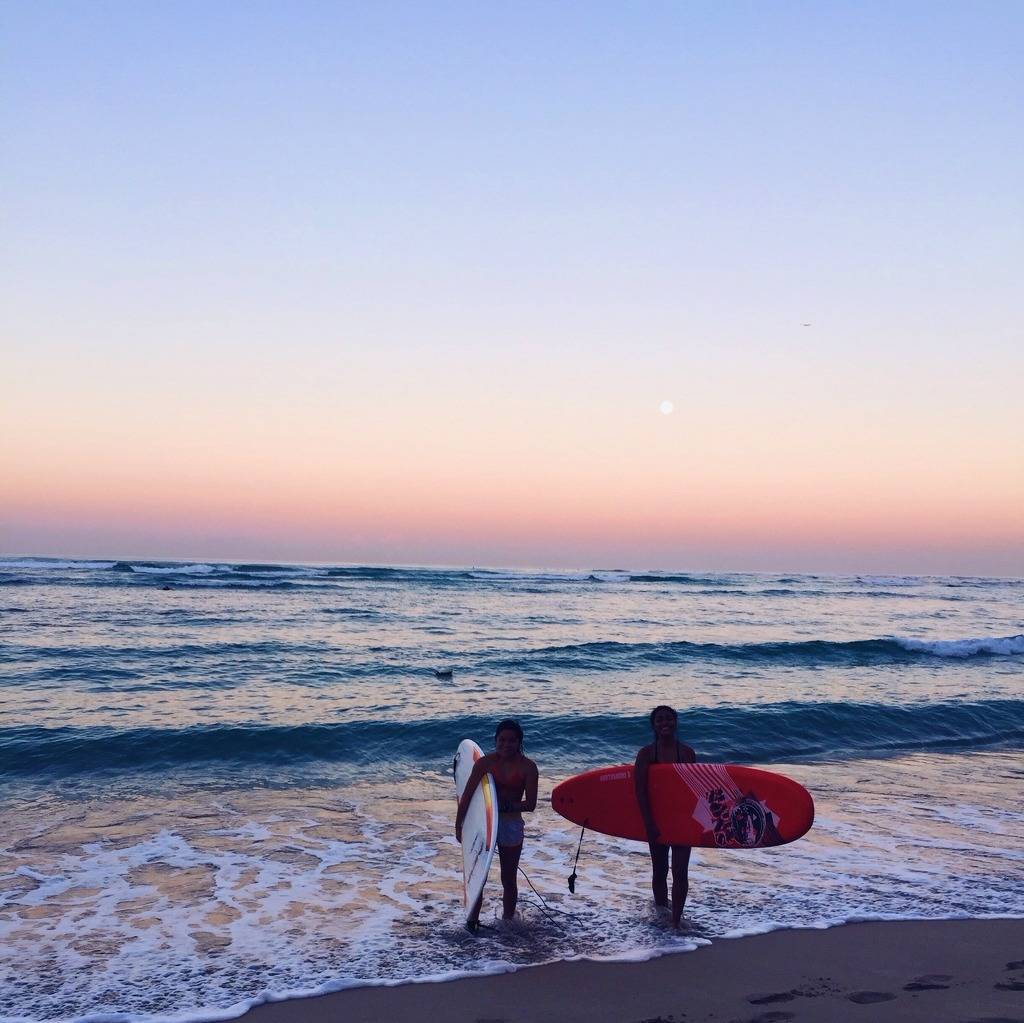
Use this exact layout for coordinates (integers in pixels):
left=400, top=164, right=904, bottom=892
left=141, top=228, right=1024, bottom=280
left=453, top=738, right=498, bottom=920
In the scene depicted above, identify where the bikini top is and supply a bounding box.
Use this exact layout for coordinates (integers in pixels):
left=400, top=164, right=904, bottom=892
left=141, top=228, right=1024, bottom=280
left=492, top=759, right=528, bottom=791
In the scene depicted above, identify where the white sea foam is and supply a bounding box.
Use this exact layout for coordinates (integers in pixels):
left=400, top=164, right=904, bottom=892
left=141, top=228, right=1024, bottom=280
left=0, top=559, right=117, bottom=570
left=172, top=577, right=297, bottom=588
left=467, top=569, right=625, bottom=583
left=4, top=753, right=1022, bottom=1023
left=857, top=575, right=927, bottom=587
left=12, top=865, right=62, bottom=882
left=243, top=567, right=329, bottom=578
left=125, top=563, right=220, bottom=575
left=894, top=634, right=1024, bottom=657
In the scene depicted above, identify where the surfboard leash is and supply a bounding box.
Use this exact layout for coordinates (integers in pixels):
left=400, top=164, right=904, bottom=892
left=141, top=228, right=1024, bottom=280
left=567, top=822, right=587, bottom=894
left=516, top=866, right=585, bottom=926
left=517, top=866, right=557, bottom=921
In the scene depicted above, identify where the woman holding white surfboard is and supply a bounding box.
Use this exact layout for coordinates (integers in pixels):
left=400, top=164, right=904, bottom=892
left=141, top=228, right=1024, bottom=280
left=634, top=705, right=696, bottom=928
left=455, top=719, right=538, bottom=930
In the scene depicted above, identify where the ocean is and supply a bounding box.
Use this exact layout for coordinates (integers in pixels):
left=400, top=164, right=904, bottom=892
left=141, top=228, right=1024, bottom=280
left=1, top=558, right=1022, bottom=1023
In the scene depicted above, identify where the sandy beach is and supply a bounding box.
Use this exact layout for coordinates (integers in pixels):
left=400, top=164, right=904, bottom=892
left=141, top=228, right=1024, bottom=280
left=240, top=918, right=1024, bottom=1023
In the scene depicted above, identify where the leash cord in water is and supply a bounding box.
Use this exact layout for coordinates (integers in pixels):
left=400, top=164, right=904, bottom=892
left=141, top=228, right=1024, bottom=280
left=567, top=823, right=586, bottom=893
left=516, top=866, right=584, bottom=925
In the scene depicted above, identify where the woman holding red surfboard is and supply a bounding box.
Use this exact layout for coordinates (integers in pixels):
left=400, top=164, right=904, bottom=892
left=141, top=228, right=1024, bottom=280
left=634, top=705, right=696, bottom=927
left=455, top=719, right=539, bottom=930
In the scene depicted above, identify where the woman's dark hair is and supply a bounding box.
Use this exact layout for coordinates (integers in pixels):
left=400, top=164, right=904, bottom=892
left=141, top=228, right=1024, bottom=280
left=649, top=705, right=678, bottom=727
left=494, top=718, right=524, bottom=751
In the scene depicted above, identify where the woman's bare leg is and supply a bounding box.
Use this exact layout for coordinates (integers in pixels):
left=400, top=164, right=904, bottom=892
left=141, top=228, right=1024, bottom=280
left=648, top=842, right=669, bottom=907
left=497, top=843, right=522, bottom=919
left=670, top=845, right=691, bottom=926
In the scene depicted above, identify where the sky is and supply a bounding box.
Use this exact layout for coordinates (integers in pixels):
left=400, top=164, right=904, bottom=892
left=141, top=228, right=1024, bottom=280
left=2, top=1, right=1022, bottom=574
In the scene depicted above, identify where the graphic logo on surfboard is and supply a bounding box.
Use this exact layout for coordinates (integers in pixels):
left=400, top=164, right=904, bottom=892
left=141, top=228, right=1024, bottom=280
left=678, top=763, right=783, bottom=847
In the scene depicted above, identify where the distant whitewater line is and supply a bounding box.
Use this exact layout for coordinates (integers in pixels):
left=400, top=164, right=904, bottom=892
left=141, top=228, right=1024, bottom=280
left=2, top=557, right=1020, bottom=591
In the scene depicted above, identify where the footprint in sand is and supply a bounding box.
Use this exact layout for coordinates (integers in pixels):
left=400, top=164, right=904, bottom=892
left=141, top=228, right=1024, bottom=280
left=747, top=991, right=796, bottom=1005
left=904, top=973, right=953, bottom=991
left=847, top=991, right=897, bottom=1004
left=733, top=1013, right=796, bottom=1023
left=746, top=982, right=837, bottom=1008
left=994, top=960, right=1024, bottom=992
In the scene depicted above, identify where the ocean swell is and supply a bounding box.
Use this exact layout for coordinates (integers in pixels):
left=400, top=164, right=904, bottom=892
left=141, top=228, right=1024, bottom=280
left=485, top=634, right=1024, bottom=671
left=3, top=699, right=1021, bottom=780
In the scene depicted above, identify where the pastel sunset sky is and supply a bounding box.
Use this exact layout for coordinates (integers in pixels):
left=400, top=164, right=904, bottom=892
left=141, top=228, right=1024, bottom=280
left=3, top=3, right=1022, bottom=574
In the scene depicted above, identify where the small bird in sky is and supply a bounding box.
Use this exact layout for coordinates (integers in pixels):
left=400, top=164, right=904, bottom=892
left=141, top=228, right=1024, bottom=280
left=802, top=322, right=812, bottom=327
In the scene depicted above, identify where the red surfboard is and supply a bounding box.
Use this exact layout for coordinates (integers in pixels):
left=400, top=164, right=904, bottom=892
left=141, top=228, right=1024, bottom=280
left=552, top=763, right=814, bottom=848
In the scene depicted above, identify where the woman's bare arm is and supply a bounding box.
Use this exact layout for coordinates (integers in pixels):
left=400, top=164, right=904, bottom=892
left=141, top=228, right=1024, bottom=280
left=522, top=760, right=538, bottom=812
left=633, top=746, right=659, bottom=844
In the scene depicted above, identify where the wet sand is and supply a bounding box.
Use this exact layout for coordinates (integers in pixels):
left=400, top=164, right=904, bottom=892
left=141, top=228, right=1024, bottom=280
left=239, top=917, right=1024, bottom=1023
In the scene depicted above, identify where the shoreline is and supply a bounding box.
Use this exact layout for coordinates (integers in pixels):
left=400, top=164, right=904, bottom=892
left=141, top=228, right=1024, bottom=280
left=237, top=917, right=1024, bottom=1023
